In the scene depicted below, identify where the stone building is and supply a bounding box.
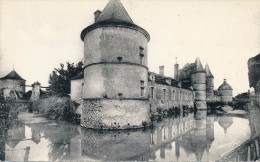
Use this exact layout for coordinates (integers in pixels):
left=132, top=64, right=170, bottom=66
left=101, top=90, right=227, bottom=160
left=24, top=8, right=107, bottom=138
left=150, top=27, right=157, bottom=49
left=71, top=0, right=233, bottom=129
left=217, top=79, right=233, bottom=103
left=0, top=70, right=26, bottom=100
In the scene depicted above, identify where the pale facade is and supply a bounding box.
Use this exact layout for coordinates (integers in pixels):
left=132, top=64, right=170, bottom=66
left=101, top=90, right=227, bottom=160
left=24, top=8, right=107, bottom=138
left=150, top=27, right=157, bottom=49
left=0, top=70, right=26, bottom=100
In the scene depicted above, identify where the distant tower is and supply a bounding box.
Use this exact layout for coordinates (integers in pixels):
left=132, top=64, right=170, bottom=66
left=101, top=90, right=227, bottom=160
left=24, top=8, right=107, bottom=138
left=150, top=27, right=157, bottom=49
left=30, top=82, right=41, bottom=101
left=191, top=58, right=207, bottom=110
left=174, top=57, right=179, bottom=81
left=80, top=0, right=150, bottom=129
left=218, top=79, right=233, bottom=103
left=205, top=63, right=214, bottom=102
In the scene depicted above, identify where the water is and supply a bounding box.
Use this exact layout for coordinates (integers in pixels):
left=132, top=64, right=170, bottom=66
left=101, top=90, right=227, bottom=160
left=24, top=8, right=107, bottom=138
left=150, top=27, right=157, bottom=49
left=1, top=104, right=260, bottom=161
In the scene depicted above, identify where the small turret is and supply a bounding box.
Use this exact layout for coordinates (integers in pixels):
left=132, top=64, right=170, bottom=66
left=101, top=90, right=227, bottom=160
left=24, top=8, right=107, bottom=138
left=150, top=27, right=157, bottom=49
left=205, top=63, right=214, bottom=102
left=191, top=57, right=207, bottom=110
left=218, top=79, right=233, bottom=103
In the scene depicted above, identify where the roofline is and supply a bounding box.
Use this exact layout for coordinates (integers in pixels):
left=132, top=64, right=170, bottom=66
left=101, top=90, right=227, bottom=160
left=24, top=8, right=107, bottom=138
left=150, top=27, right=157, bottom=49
left=0, top=78, right=26, bottom=81
left=70, top=77, right=84, bottom=81
left=81, top=21, right=150, bottom=42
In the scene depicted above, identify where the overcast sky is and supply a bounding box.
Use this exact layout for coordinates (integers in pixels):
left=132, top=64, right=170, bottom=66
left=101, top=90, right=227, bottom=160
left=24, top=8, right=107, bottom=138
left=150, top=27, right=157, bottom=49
left=1, top=0, right=260, bottom=95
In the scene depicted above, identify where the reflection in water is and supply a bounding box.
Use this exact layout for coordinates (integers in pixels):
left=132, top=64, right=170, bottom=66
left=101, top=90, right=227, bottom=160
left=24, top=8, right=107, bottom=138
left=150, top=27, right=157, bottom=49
left=218, top=116, right=233, bottom=137
left=2, top=104, right=259, bottom=161
left=81, top=129, right=151, bottom=161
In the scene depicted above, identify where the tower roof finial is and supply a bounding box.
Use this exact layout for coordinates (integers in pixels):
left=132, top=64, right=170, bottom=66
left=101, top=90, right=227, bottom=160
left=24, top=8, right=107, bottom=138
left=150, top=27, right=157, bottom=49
left=95, top=0, right=134, bottom=24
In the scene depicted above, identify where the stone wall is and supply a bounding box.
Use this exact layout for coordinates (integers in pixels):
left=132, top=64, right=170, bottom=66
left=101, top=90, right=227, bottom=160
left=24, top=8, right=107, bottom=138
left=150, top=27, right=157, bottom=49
left=83, top=27, right=148, bottom=67
left=148, top=82, right=194, bottom=112
left=0, top=79, right=25, bottom=95
left=81, top=99, right=150, bottom=129
left=83, top=64, right=148, bottom=99
left=81, top=23, right=150, bottom=129
left=206, top=77, right=214, bottom=101
left=218, top=89, right=233, bottom=103
left=191, top=70, right=207, bottom=110
left=71, top=79, right=84, bottom=101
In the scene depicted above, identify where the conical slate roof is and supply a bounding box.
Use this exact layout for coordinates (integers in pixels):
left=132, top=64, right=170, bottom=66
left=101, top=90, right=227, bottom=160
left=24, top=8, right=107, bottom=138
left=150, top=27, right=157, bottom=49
left=96, top=0, right=134, bottom=24
left=0, top=70, right=25, bottom=81
left=194, top=57, right=205, bottom=73
left=205, top=63, right=214, bottom=78
left=218, top=79, right=233, bottom=90
left=81, top=0, right=150, bottom=41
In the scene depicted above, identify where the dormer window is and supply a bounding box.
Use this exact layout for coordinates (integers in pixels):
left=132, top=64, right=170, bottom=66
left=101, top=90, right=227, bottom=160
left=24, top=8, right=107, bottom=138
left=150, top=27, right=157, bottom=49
left=149, top=73, right=156, bottom=82
left=166, top=78, right=171, bottom=85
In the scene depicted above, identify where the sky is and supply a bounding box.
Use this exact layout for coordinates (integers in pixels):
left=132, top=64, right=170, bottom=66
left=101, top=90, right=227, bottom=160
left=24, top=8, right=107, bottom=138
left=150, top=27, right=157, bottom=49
left=0, top=0, right=260, bottom=95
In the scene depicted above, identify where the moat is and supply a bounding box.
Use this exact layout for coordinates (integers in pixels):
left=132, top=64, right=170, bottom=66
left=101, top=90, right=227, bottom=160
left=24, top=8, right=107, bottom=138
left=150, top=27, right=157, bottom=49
left=1, top=103, right=260, bottom=161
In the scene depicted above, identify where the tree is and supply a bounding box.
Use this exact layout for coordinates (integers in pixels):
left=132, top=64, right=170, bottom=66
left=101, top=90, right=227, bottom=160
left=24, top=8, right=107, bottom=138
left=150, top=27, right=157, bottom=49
left=248, top=53, right=260, bottom=88
left=48, top=61, right=83, bottom=97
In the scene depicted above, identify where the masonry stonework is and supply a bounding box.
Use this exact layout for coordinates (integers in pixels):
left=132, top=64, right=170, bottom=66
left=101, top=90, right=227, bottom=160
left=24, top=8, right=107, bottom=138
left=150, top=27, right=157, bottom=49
left=80, top=0, right=150, bottom=129
left=81, top=99, right=150, bottom=129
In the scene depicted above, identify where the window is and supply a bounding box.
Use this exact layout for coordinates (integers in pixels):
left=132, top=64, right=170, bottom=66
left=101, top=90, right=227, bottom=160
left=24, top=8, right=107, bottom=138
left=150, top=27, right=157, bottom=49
left=139, top=47, right=144, bottom=55
left=139, top=47, right=144, bottom=65
left=163, top=89, right=166, bottom=100
left=172, top=90, right=176, bottom=100
left=151, top=87, right=154, bottom=99
left=117, top=57, right=123, bottom=62
left=141, top=87, right=145, bottom=97
left=140, top=80, right=144, bottom=87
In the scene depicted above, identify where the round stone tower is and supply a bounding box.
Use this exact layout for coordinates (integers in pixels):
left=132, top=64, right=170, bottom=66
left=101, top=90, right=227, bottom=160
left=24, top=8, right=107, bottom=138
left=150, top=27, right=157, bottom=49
left=205, top=63, right=214, bottom=102
left=191, top=58, right=207, bottom=110
left=80, top=0, right=150, bottom=129
left=218, top=79, right=233, bottom=103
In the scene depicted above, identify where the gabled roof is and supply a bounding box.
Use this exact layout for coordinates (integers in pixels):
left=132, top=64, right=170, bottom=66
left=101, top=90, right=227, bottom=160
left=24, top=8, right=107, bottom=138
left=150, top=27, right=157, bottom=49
left=0, top=70, right=25, bottom=81
left=205, top=63, right=214, bottom=78
left=96, top=0, right=134, bottom=24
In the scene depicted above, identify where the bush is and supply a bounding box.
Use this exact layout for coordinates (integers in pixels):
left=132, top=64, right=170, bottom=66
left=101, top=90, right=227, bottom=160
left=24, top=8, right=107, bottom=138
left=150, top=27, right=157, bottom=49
left=32, top=97, right=80, bottom=124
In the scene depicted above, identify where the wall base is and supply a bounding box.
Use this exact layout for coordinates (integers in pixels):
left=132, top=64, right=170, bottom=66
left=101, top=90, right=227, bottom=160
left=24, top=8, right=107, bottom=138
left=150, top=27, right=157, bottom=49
left=81, top=99, right=151, bottom=129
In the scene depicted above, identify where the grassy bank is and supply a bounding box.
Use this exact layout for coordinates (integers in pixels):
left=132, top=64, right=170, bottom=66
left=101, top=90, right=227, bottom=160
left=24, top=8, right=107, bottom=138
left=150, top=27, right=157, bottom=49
left=31, top=97, right=80, bottom=124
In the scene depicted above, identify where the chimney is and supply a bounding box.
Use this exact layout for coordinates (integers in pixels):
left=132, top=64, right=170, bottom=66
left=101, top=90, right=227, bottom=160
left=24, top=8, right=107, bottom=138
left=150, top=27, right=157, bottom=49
left=159, top=66, right=164, bottom=76
left=174, top=57, right=179, bottom=81
left=94, top=10, right=102, bottom=22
